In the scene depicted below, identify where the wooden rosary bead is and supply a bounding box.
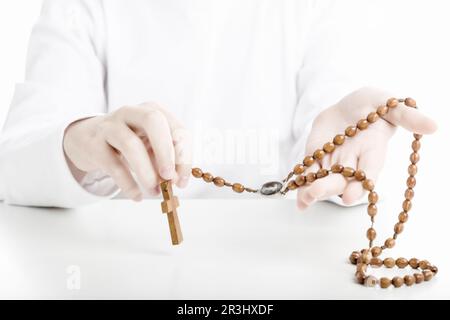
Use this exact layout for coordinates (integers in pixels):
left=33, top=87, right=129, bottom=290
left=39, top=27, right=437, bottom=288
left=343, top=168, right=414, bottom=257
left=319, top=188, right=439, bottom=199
left=392, top=276, right=404, bottom=288
left=202, top=173, right=214, bottom=183
left=410, top=152, right=420, bottom=164
left=396, top=257, right=409, bottom=268
left=405, top=97, right=417, bottom=108
left=345, top=126, right=357, bottom=137
left=368, top=191, right=378, bottom=204
left=380, top=277, right=392, bottom=288
left=192, top=168, right=203, bottom=178
left=354, top=170, right=366, bottom=181
left=293, top=164, right=305, bottom=175
left=394, top=222, right=404, bottom=234
left=419, top=260, right=430, bottom=270
left=295, top=175, right=306, bottom=187
left=371, top=246, right=382, bottom=257
left=408, top=164, right=417, bottom=176
left=306, top=172, right=317, bottom=183
left=349, top=251, right=360, bottom=265
left=404, top=275, right=415, bottom=286
left=383, top=257, right=395, bottom=268
left=430, top=266, right=438, bottom=274
left=377, top=105, right=389, bottom=116
left=364, top=276, right=378, bottom=287
left=288, top=180, right=298, bottom=190
left=398, top=212, right=409, bottom=223
left=404, top=188, right=414, bottom=200
left=313, top=149, right=325, bottom=160
left=407, top=176, right=416, bottom=188
left=370, top=257, right=383, bottom=268
left=387, top=98, right=399, bottom=108
left=303, top=156, right=315, bottom=167
left=385, top=238, right=396, bottom=249
left=366, top=228, right=376, bottom=241
left=331, top=164, right=344, bottom=173
left=367, top=112, right=379, bottom=123
left=367, top=204, right=377, bottom=217
left=355, top=271, right=366, bottom=284
left=414, top=273, right=424, bottom=284
left=356, top=263, right=367, bottom=273
left=323, top=142, right=335, bottom=153
left=409, top=258, right=420, bottom=269
left=412, top=140, right=421, bottom=152
left=342, top=167, right=355, bottom=177
left=414, top=133, right=423, bottom=140
left=333, top=134, right=345, bottom=145
left=357, top=119, right=369, bottom=130
left=423, top=270, right=434, bottom=281
left=360, top=252, right=371, bottom=264
left=402, top=200, right=412, bottom=212
left=316, top=168, right=329, bottom=178
left=362, top=179, right=374, bottom=191
left=213, top=177, right=225, bottom=187
left=232, top=183, right=245, bottom=193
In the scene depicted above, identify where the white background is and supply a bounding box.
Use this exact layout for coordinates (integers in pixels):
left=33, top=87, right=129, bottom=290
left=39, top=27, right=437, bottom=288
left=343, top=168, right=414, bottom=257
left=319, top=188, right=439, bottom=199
left=0, top=0, right=449, bottom=298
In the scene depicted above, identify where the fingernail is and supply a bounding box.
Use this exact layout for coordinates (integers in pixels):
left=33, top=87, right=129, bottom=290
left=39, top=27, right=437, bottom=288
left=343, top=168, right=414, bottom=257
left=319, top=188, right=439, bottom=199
left=132, top=193, right=143, bottom=202
left=160, top=165, right=175, bottom=180
left=178, top=176, right=190, bottom=188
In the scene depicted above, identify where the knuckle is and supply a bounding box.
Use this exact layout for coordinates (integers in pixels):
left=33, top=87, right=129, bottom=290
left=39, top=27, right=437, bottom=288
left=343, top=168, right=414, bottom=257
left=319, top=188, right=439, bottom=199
left=142, top=108, right=165, bottom=125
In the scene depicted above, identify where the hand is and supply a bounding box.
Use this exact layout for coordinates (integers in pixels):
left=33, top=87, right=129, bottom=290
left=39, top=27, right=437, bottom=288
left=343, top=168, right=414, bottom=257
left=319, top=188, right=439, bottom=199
left=297, top=87, right=437, bottom=210
left=63, top=102, right=192, bottom=201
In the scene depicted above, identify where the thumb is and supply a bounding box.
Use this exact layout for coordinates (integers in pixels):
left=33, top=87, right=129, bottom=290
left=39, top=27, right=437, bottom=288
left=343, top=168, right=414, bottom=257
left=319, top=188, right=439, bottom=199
left=383, top=100, right=438, bottom=135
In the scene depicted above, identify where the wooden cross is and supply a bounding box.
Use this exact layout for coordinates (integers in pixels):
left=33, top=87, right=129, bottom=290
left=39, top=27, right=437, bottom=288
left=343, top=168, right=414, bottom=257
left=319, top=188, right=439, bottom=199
left=160, top=180, right=183, bottom=245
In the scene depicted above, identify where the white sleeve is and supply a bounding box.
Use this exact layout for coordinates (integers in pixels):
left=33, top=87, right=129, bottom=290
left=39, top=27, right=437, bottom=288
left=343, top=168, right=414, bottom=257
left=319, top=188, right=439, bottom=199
left=0, top=0, right=118, bottom=208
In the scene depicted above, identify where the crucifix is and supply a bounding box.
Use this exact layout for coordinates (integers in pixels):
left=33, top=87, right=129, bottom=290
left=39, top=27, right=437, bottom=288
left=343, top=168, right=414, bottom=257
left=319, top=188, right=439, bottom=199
left=160, top=180, right=183, bottom=245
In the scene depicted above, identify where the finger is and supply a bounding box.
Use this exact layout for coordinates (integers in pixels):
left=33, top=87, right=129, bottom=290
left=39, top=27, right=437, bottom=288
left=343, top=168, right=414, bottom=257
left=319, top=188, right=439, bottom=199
left=104, top=123, right=159, bottom=194
left=296, top=162, right=320, bottom=210
left=297, top=174, right=347, bottom=210
left=172, top=127, right=192, bottom=188
left=119, top=107, right=176, bottom=180
left=383, top=103, right=437, bottom=135
left=98, top=143, right=142, bottom=201
left=336, top=152, right=359, bottom=205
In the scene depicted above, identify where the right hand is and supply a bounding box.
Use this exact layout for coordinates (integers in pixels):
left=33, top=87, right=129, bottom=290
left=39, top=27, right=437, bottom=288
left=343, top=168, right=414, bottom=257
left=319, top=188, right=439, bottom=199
left=63, top=102, right=192, bottom=201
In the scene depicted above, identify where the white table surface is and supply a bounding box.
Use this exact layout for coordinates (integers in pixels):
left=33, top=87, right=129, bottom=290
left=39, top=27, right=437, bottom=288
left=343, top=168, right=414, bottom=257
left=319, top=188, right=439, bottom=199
left=0, top=196, right=448, bottom=300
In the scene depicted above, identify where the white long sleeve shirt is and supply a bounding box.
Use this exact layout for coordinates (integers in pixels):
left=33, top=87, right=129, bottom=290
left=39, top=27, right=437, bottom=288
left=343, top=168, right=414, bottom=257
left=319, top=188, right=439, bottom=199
left=0, top=0, right=374, bottom=207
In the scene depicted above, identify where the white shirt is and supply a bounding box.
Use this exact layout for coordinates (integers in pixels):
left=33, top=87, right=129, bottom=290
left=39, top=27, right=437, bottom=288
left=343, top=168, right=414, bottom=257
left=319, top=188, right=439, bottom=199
left=0, top=0, right=371, bottom=207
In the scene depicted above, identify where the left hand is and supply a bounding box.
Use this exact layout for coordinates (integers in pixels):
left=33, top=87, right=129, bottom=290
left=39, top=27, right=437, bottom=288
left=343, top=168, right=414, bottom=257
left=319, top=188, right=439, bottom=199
left=297, top=87, right=438, bottom=210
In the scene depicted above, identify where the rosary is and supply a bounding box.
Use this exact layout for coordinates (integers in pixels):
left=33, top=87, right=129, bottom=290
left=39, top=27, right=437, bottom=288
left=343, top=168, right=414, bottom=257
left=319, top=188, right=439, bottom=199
left=160, top=97, right=437, bottom=288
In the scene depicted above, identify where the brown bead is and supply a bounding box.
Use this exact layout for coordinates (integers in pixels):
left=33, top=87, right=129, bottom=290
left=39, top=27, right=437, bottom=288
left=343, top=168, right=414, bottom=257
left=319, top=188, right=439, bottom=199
left=370, top=257, right=383, bottom=268
left=377, top=105, right=389, bottom=116
left=232, top=183, right=245, bottom=193
left=385, top=238, right=395, bottom=249
left=364, top=276, right=378, bottom=287
left=419, top=260, right=430, bottom=270
left=404, top=188, right=414, bottom=200
left=367, top=204, right=377, bottom=217
left=371, top=246, right=382, bottom=257
left=333, top=134, right=345, bottom=145
left=408, top=164, right=417, bottom=176
left=404, top=97, right=417, bottom=108
left=409, top=258, right=420, bottom=269
left=202, top=173, right=214, bottom=183
left=293, top=164, right=305, bottom=175
left=362, top=179, right=374, bottom=191
left=387, top=98, right=399, bottom=108
left=383, top=257, right=395, bottom=268
left=412, top=140, right=421, bottom=152
left=367, top=112, right=379, bottom=123
left=399, top=212, right=409, bottom=223
left=313, top=149, right=325, bottom=160
left=423, top=270, right=433, bottom=281
left=402, top=200, right=412, bottom=212
left=396, top=257, right=409, bottom=268
left=192, top=168, right=203, bottom=178
left=430, top=266, right=438, bottom=274
left=356, top=263, right=367, bottom=273
left=380, top=277, right=391, bottom=288
left=357, top=119, right=369, bottom=130
left=410, top=152, right=420, bottom=164
left=342, top=167, right=355, bottom=177
left=407, top=176, right=416, bottom=189
left=404, top=275, right=415, bottom=286
left=368, top=191, right=378, bottom=204
left=345, top=126, right=357, bottom=137
left=360, top=252, right=371, bottom=264
left=414, top=133, right=423, bottom=140
left=306, top=172, right=316, bottom=183
left=366, top=228, right=376, bottom=241
left=331, top=164, right=344, bottom=173
left=323, top=142, right=335, bottom=153
left=303, top=156, right=315, bottom=167
left=349, top=251, right=361, bottom=265
left=213, top=177, right=225, bottom=187
left=295, top=175, right=306, bottom=187
left=392, top=276, right=404, bottom=288
left=394, top=222, right=404, bottom=234
left=354, top=170, right=366, bottom=181
left=288, top=180, right=298, bottom=190
left=414, top=273, right=424, bottom=284
left=316, top=169, right=329, bottom=179
left=355, top=271, right=366, bottom=284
